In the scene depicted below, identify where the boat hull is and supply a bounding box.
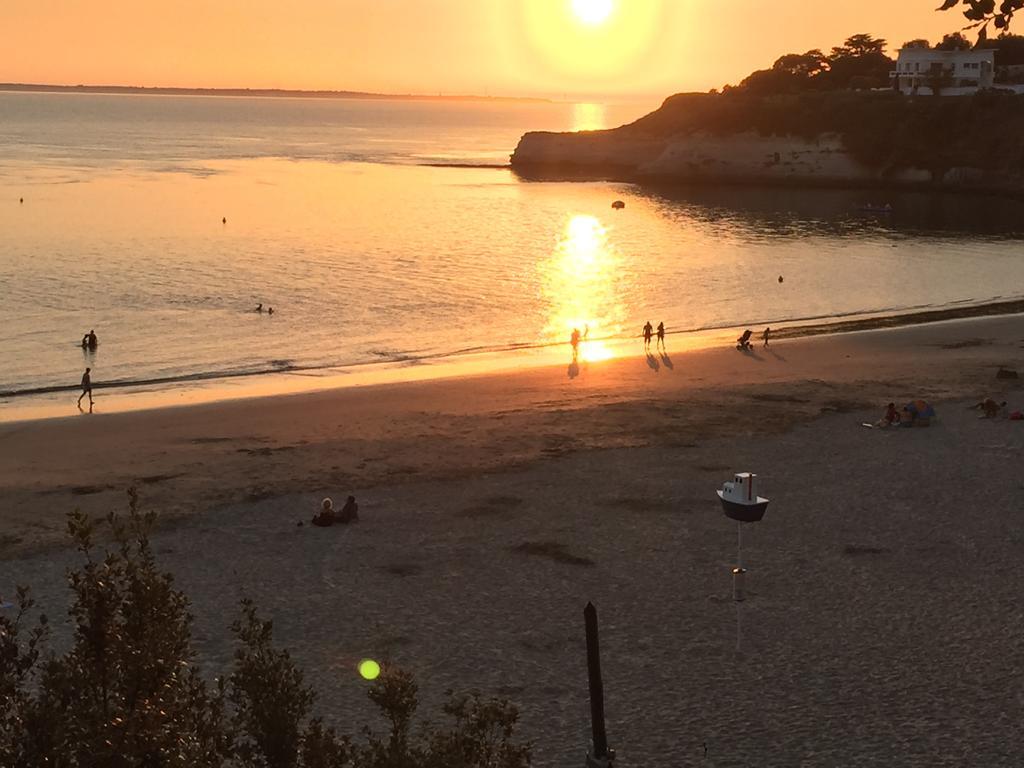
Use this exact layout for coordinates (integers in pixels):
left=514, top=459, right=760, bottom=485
left=717, top=492, right=769, bottom=523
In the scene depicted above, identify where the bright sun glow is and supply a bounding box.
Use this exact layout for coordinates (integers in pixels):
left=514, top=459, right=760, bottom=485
left=541, top=214, right=626, bottom=364
left=572, top=0, right=614, bottom=26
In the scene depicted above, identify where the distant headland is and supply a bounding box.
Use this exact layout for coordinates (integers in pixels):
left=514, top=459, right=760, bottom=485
left=511, top=32, right=1024, bottom=195
left=0, top=82, right=552, bottom=103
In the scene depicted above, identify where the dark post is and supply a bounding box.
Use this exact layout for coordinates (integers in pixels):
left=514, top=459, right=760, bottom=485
left=584, top=601, right=611, bottom=764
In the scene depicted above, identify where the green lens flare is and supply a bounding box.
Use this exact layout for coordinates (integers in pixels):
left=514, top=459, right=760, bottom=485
left=358, top=659, right=381, bottom=680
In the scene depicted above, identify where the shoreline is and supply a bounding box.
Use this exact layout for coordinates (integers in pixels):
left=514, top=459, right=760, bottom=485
left=1, top=313, right=1020, bottom=558
left=511, top=164, right=1024, bottom=200
left=3, top=299, right=1022, bottom=424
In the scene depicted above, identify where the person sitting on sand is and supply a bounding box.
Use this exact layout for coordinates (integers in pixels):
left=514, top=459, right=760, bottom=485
left=736, top=329, right=753, bottom=350
left=338, top=496, right=359, bottom=524
left=312, top=497, right=336, bottom=527
left=883, top=402, right=899, bottom=426
left=974, top=398, right=1007, bottom=418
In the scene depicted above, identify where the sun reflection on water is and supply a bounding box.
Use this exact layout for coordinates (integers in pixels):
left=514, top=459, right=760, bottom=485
left=572, top=102, right=606, bottom=132
left=541, top=214, right=627, bottom=363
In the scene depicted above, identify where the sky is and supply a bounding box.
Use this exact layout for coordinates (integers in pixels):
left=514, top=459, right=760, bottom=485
left=1, top=1, right=962, bottom=99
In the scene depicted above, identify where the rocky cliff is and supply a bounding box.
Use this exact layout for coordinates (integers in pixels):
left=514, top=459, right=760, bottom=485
left=511, top=90, right=1024, bottom=193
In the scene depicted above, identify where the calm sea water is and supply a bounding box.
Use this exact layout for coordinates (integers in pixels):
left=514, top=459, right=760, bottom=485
left=2, top=91, right=1024, bottom=416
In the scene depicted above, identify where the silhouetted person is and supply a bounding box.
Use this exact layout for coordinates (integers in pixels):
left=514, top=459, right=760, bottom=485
left=643, top=321, right=653, bottom=349
left=656, top=322, right=665, bottom=350
left=256, top=303, right=263, bottom=313
left=583, top=324, right=589, bottom=340
left=222, top=217, right=227, bottom=224
left=81, top=333, right=89, bottom=349
left=338, top=495, right=359, bottom=524
left=87, top=329, right=98, bottom=349
left=570, top=328, right=581, bottom=359
left=19, top=197, right=24, bottom=204
left=883, top=402, right=899, bottom=426
left=77, top=367, right=93, bottom=408
left=736, top=330, right=753, bottom=350
left=268, top=307, right=274, bottom=316
left=762, top=327, right=771, bottom=348
left=312, top=497, right=335, bottom=527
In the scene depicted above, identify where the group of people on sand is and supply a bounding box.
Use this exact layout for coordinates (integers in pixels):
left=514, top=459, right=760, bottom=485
left=737, top=327, right=771, bottom=351
left=80, top=329, right=98, bottom=350
left=642, top=321, right=666, bottom=351
left=311, top=496, right=359, bottom=527
left=255, top=303, right=275, bottom=316
left=874, top=401, right=935, bottom=428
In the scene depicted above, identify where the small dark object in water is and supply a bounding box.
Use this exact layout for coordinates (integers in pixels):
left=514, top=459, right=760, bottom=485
left=996, top=367, right=1019, bottom=380
left=778, top=275, right=784, bottom=283
left=19, top=197, right=24, bottom=204
left=222, top=217, right=227, bottom=224
left=611, top=200, right=625, bottom=210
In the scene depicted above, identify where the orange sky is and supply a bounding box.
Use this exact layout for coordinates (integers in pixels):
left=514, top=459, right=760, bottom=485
left=1, top=1, right=961, bottom=98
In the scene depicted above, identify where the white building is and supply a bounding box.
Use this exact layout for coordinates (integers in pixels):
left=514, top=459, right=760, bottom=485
left=891, top=47, right=995, bottom=95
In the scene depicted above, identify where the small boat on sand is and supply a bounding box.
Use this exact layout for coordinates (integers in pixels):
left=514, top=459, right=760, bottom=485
left=717, top=472, right=769, bottom=523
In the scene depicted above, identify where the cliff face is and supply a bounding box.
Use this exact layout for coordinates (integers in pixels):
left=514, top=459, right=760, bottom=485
left=511, top=91, right=1024, bottom=192
left=511, top=130, right=932, bottom=186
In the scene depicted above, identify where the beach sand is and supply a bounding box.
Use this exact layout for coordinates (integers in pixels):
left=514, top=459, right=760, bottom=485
left=1, top=315, right=1023, bottom=765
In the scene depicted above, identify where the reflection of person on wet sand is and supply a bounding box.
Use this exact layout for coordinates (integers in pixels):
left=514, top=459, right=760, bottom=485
left=656, top=322, right=666, bottom=351
left=570, top=328, right=581, bottom=360
left=642, top=321, right=653, bottom=349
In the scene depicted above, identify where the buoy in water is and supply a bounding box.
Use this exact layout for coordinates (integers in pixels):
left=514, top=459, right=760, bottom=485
left=611, top=200, right=625, bottom=210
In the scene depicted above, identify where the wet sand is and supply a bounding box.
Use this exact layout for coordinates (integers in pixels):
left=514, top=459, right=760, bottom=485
left=1, top=315, right=1023, bottom=765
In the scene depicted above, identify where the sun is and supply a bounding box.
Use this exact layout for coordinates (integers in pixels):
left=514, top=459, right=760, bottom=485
left=571, top=0, right=614, bottom=26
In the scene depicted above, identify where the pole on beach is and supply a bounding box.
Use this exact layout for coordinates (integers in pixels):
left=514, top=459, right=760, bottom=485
left=733, top=523, right=747, bottom=651
left=584, top=602, right=614, bottom=767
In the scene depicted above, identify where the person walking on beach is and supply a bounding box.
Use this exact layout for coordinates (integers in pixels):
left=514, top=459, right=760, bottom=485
left=762, top=326, right=771, bottom=348
left=656, top=322, right=666, bottom=351
left=642, top=321, right=653, bottom=349
left=570, top=328, right=581, bottom=360
left=77, top=367, right=93, bottom=409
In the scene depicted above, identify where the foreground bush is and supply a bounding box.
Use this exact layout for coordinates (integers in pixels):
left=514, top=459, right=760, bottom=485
left=0, top=489, right=530, bottom=768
